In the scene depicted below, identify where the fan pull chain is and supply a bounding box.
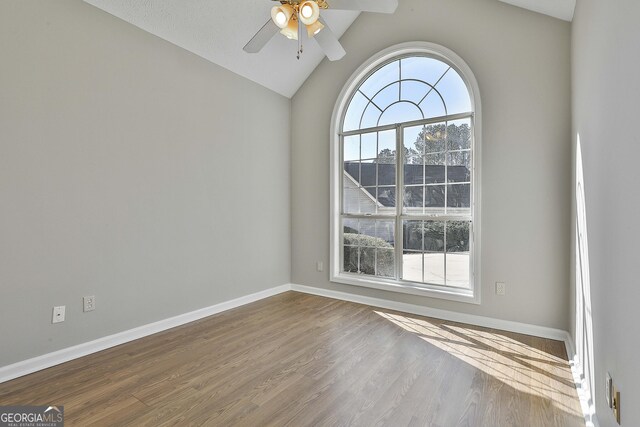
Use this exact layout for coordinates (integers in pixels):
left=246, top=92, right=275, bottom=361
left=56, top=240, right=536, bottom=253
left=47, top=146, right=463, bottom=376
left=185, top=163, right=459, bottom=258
left=297, top=17, right=303, bottom=60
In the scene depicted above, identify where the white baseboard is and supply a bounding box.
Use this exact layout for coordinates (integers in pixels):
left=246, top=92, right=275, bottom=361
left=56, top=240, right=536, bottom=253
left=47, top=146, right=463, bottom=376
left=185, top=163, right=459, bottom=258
left=564, top=336, right=600, bottom=427
left=291, top=283, right=568, bottom=341
left=0, top=284, right=291, bottom=384
left=0, top=279, right=598, bottom=427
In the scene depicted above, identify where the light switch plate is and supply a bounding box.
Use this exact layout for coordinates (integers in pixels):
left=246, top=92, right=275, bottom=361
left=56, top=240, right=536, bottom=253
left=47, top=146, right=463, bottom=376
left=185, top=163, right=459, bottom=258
left=606, top=373, right=613, bottom=408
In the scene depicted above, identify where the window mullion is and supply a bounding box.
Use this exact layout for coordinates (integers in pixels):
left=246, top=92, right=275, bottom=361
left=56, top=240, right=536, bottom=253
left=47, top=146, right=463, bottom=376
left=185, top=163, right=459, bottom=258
left=339, top=134, right=343, bottom=216
left=395, top=124, right=403, bottom=281
left=443, top=121, right=448, bottom=286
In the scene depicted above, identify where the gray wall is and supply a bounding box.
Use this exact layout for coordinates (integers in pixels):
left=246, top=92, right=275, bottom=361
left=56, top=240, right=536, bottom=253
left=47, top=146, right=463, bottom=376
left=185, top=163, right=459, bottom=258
left=291, top=0, right=572, bottom=330
left=572, top=0, right=640, bottom=425
left=0, top=0, right=291, bottom=366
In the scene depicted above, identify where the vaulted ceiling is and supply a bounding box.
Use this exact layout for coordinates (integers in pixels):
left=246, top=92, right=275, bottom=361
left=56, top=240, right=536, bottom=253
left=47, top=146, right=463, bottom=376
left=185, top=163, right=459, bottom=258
left=83, top=0, right=575, bottom=98
left=498, top=0, right=575, bottom=21
left=83, top=0, right=358, bottom=98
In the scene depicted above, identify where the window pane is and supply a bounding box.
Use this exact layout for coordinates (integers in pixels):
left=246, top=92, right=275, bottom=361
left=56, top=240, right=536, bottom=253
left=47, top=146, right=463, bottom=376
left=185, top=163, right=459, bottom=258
left=402, top=252, right=423, bottom=283
left=359, top=247, right=376, bottom=274
left=376, top=219, right=396, bottom=246
left=424, top=252, right=445, bottom=286
left=436, top=68, right=472, bottom=115
left=423, top=221, right=445, bottom=252
left=378, top=130, right=396, bottom=153
left=361, top=132, right=377, bottom=159
left=343, top=91, right=368, bottom=132
left=357, top=219, right=378, bottom=245
left=344, top=135, right=359, bottom=161
left=376, top=248, right=395, bottom=278
left=363, top=187, right=378, bottom=209
left=402, top=221, right=424, bottom=283
left=447, top=119, right=472, bottom=150
left=377, top=186, right=396, bottom=209
left=447, top=183, right=471, bottom=209
left=401, top=80, right=429, bottom=105
left=347, top=219, right=367, bottom=247
left=377, top=164, right=395, bottom=186
left=425, top=185, right=446, bottom=209
left=447, top=151, right=471, bottom=183
left=360, top=60, right=400, bottom=98
left=343, top=245, right=359, bottom=273
left=425, top=154, right=445, bottom=184
left=403, top=126, right=421, bottom=168
left=373, top=83, right=401, bottom=112
left=424, top=221, right=445, bottom=286
left=403, top=220, right=423, bottom=251
left=446, top=221, right=470, bottom=288
left=419, top=123, right=446, bottom=153
left=401, top=56, right=450, bottom=85
left=379, top=101, right=423, bottom=126
left=359, top=159, right=375, bottom=186
left=361, top=103, right=381, bottom=129
left=404, top=164, right=424, bottom=186
left=419, top=90, right=447, bottom=119
left=403, top=186, right=424, bottom=209
left=343, top=162, right=360, bottom=214
left=344, top=160, right=360, bottom=183
left=403, top=125, right=422, bottom=157
left=377, top=130, right=396, bottom=186
left=343, top=218, right=358, bottom=234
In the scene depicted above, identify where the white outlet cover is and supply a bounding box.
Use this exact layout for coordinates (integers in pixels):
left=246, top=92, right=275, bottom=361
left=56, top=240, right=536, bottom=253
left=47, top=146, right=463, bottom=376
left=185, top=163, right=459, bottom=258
left=496, top=282, right=506, bottom=295
left=83, top=296, right=96, bottom=312
left=52, top=306, right=66, bottom=323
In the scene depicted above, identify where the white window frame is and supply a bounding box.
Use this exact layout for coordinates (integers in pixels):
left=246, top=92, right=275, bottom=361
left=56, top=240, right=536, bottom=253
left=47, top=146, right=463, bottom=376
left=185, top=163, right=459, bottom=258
left=330, top=42, right=482, bottom=304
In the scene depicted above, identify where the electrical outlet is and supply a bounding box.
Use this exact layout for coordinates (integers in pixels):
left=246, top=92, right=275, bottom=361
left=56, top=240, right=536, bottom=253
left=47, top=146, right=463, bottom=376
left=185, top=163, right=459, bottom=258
left=496, top=282, right=506, bottom=295
left=83, top=295, right=96, bottom=312
left=612, top=386, right=621, bottom=424
left=316, top=261, right=324, bottom=272
left=52, top=306, right=66, bottom=323
left=606, top=373, right=613, bottom=408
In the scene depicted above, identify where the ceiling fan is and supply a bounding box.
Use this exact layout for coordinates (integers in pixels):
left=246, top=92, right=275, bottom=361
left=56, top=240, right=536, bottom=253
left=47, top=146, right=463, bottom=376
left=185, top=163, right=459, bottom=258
left=243, top=0, right=398, bottom=61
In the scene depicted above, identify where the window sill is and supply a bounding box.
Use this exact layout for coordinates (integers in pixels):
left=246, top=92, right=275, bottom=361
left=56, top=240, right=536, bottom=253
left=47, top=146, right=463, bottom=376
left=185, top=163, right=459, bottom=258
left=331, top=273, right=480, bottom=305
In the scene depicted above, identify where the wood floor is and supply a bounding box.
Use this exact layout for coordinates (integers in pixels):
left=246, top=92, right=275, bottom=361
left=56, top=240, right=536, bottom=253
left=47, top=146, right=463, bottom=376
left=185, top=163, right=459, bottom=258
left=0, top=292, right=585, bottom=426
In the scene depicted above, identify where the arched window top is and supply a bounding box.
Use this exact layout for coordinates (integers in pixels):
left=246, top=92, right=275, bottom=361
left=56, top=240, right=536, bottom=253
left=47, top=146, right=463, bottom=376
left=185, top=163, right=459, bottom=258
left=342, top=56, right=473, bottom=132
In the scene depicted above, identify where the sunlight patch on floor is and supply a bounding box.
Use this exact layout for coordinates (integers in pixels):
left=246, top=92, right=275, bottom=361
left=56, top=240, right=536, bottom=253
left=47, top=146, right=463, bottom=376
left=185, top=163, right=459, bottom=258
left=375, top=311, right=583, bottom=417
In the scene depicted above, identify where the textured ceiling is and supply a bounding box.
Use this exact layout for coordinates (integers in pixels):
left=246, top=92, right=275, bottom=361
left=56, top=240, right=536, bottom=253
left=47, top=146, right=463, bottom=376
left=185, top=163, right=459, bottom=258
left=498, top=0, right=576, bottom=21
left=83, top=0, right=359, bottom=98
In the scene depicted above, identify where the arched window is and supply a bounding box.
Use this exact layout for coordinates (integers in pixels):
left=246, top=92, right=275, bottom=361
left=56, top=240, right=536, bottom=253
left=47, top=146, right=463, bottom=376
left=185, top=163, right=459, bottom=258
left=330, top=43, right=481, bottom=303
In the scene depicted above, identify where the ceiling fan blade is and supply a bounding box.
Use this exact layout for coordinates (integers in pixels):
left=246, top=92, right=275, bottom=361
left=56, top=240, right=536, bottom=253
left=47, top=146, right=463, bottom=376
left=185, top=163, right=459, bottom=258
left=314, top=19, right=346, bottom=61
left=243, top=19, right=279, bottom=53
left=327, top=0, right=398, bottom=13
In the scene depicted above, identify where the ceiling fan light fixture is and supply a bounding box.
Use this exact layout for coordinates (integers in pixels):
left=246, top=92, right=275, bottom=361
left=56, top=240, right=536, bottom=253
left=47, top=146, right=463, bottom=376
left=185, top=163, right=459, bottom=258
left=271, top=4, right=294, bottom=29
left=279, top=18, right=299, bottom=40
left=298, top=1, right=320, bottom=25
left=305, top=20, right=324, bottom=38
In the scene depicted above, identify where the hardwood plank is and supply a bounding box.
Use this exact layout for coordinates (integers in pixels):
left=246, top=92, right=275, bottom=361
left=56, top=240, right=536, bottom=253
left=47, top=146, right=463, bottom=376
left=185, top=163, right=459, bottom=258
left=0, top=292, right=585, bottom=427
